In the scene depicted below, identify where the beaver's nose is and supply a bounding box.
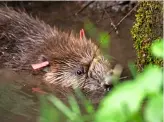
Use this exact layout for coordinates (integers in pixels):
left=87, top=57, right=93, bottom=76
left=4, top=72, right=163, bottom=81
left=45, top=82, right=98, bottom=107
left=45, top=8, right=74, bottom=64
left=103, top=74, right=113, bottom=91
left=103, top=83, right=114, bottom=91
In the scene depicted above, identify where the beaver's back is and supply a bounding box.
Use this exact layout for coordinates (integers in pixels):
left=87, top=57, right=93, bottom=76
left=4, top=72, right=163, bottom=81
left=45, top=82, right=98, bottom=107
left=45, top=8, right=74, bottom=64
left=0, top=7, right=52, bottom=68
left=0, top=7, right=97, bottom=71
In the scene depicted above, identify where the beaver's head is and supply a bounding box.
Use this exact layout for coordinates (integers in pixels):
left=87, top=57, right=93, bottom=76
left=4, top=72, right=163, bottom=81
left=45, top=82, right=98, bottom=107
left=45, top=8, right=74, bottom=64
left=37, top=29, right=115, bottom=92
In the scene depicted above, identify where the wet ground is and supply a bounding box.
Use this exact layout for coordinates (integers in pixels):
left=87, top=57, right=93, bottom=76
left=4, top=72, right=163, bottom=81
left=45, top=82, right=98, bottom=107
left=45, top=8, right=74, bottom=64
left=0, top=1, right=136, bottom=122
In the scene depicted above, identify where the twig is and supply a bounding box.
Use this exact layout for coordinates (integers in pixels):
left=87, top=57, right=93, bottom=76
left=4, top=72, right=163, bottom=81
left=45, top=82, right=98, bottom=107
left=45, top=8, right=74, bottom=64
left=119, top=76, right=129, bottom=80
left=75, top=1, right=95, bottom=16
left=116, top=3, right=139, bottom=28
left=108, top=3, right=139, bottom=34
left=103, top=8, right=118, bottom=34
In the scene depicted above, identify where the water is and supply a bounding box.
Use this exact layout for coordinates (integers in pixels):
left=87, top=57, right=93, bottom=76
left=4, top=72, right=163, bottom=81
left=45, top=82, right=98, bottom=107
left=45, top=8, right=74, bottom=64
left=0, top=69, right=39, bottom=122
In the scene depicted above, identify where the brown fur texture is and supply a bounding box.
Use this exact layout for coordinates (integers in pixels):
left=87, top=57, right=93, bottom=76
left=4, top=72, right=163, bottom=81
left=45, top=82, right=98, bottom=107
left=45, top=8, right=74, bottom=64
left=0, top=7, right=113, bottom=92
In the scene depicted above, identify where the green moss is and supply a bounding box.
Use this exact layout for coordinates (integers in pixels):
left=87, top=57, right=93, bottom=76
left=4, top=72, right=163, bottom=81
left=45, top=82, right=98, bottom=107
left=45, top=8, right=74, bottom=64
left=131, top=1, right=163, bottom=72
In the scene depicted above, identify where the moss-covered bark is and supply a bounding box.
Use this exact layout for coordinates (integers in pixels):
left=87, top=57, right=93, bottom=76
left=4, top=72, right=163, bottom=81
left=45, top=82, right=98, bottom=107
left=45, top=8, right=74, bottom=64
left=131, top=1, right=163, bottom=71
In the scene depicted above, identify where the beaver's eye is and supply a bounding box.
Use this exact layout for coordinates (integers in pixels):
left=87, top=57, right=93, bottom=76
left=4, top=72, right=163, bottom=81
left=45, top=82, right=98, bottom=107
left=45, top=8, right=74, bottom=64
left=76, top=67, right=85, bottom=75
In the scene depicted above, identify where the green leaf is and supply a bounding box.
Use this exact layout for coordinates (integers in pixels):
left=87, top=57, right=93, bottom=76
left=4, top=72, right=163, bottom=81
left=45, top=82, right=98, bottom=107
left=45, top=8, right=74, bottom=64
left=128, top=62, right=137, bottom=78
left=99, top=32, right=110, bottom=49
left=137, top=65, right=162, bottom=95
left=47, top=95, right=75, bottom=121
left=67, top=95, right=85, bottom=122
left=39, top=95, right=61, bottom=122
left=95, top=65, right=162, bottom=122
left=84, top=20, right=97, bottom=39
left=144, top=93, right=163, bottom=122
left=74, top=89, right=95, bottom=114
left=84, top=20, right=110, bottom=50
left=95, top=81, right=144, bottom=122
left=151, top=38, right=164, bottom=58
left=68, top=95, right=81, bottom=115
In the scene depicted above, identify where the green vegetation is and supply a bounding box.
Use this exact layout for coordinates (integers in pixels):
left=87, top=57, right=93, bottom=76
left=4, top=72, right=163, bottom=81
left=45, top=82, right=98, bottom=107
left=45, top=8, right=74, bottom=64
left=84, top=19, right=110, bottom=50
left=84, top=19, right=111, bottom=60
left=131, top=1, right=163, bottom=71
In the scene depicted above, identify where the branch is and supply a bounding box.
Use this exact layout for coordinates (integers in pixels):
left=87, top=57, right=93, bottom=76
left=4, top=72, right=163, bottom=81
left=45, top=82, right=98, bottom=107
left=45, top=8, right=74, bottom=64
left=75, top=1, right=95, bottom=16
left=108, top=3, right=139, bottom=34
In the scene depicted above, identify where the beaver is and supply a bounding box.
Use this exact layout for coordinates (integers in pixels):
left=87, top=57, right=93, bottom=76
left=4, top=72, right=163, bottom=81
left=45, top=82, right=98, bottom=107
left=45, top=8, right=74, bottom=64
left=0, top=7, right=115, bottom=93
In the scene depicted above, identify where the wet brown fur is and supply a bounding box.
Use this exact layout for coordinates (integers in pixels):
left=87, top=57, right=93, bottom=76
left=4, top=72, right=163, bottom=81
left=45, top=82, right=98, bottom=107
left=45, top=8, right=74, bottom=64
left=0, top=7, right=113, bottom=92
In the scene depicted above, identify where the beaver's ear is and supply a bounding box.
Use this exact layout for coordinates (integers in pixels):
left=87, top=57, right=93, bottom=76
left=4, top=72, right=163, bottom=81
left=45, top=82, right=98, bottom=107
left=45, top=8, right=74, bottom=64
left=80, top=29, right=86, bottom=40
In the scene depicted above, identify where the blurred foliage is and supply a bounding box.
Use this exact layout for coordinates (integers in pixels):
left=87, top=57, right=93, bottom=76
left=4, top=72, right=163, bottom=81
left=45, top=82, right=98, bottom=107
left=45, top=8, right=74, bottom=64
left=128, top=61, right=137, bottom=79
left=95, top=64, right=162, bottom=122
left=39, top=18, right=163, bottom=122
left=84, top=19, right=111, bottom=60
left=144, top=93, right=163, bottom=122
left=151, top=39, right=164, bottom=59
left=131, top=1, right=163, bottom=72
left=84, top=19, right=110, bottom=49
